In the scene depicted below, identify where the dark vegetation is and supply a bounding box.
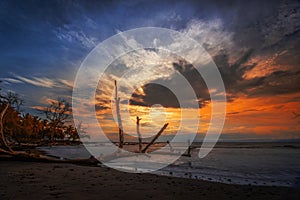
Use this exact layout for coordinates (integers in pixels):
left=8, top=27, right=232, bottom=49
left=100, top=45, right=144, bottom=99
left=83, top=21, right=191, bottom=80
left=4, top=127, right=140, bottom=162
left=0, top=88, right=82, bottom=148
left=0, top=81, right=97, bottom=164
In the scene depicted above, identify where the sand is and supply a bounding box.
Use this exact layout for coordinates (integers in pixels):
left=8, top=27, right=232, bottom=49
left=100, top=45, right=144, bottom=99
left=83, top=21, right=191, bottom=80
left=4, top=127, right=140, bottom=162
left=0, top=161, right=299, bottom=200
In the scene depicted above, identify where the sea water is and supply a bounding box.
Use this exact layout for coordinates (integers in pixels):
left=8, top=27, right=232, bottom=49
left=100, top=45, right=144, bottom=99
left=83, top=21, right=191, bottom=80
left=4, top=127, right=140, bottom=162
left=38, top=142, right=300, bottom=187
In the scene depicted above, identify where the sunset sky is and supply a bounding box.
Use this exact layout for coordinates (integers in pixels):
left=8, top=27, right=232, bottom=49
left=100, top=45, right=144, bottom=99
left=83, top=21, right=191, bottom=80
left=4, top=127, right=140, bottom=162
left=0, top=0, right=299, bottom=141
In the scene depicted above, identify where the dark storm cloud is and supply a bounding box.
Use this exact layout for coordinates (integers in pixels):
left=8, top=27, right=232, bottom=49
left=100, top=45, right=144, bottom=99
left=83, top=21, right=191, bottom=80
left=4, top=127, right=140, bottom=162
left=228, top=0, right=300, bottom=67
left=130, top=83, right=180, bottom=108
left=233, top=0, right=300, bottom=50
left=206, top=0, right=300, bottom=101
left=129, top=60, right=210, bottom=108
left=248, top=70, right=300, bottom=97
left=213, top=0, right=300, bottom=98
left=213, top=49, right=300, bottom=100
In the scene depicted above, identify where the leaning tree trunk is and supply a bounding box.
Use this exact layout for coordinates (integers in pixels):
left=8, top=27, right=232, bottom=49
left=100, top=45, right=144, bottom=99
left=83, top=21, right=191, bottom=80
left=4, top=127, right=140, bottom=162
left=142, top=123, right=169, bottom=153
left=0, top=103, right=13, bottom=152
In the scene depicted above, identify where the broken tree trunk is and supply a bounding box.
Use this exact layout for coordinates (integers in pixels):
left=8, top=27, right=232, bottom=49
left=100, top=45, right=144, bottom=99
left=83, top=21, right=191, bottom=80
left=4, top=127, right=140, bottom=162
left=142, top=123, right=169, bottom=153
left=0, top=103, right=13, bottom=152
left=115, top=80, right=124, bottom=149
left=136, top=116, right=142, bottom=153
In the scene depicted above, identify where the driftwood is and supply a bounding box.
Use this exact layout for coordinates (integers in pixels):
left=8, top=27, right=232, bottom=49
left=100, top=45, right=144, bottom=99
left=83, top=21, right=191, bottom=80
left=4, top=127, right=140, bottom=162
left=114, top=80, right=124, bottom=148
left=176, top=140, right=192, bottom=157
left=136, top=116, right=142, bottom=152
left=166, top=140, right=192, bottom=157
left=142, top=123, right=169, bottom=153
left=99, top=121, right=169, bottom=161
left=0, top=148, right=99, bottom=166
left=112, top=80, right=170, bottom=154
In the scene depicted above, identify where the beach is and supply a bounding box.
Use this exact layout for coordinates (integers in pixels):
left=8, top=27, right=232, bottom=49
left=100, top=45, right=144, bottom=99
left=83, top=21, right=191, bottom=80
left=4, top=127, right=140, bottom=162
left=0, top=161, right=299, bottom=200
left=38, top=142, right=300, bottom=187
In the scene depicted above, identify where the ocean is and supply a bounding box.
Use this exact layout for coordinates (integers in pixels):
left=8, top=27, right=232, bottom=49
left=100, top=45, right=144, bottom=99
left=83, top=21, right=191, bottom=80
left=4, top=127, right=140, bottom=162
left=37, top=142, right=300, bottom=187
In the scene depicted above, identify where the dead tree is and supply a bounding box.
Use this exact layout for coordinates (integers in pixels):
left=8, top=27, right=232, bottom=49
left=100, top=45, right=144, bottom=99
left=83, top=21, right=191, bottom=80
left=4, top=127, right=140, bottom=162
left=142, top=123, right=169, bottom=153
left=114, top=80, right=124, bottom=148
left=112, top=80, right=169, bottom=154
left=136, top=116, right=142, bottom=152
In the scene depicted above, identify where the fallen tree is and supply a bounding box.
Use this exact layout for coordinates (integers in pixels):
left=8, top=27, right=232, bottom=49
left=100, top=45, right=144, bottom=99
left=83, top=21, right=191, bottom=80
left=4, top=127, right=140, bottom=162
left=0, top=148, right=99, bottom=166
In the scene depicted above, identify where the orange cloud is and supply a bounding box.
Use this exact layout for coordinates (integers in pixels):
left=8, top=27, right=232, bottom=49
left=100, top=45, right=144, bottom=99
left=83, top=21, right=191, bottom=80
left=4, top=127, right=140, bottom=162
left=224, top=92, right=300, bottom=137
left=243, top=51, right=294, bottom=80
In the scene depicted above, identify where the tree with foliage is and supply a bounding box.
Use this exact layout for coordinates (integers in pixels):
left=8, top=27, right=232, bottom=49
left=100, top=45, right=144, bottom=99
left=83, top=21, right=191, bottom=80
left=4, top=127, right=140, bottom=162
left=0, top=83, right=24, bottom=151
left=3, top=105, right=22, bottom=145
left=0, top=83, right=98, bottom=165
left=65, top=125, right=78, bottom=141
left=20, top=114, right=45, bottom=141
left=43, top=97, right=71, bottom=142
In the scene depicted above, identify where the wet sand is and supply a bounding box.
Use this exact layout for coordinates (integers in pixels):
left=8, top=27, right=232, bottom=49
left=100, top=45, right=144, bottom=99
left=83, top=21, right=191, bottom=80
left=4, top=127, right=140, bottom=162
left=0, top=161, right=299, bottom=200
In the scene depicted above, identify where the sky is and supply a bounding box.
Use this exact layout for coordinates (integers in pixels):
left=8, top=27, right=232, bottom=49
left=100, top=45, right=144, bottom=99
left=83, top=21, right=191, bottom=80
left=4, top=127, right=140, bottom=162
left=0, top=0, right=300, bottom=141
